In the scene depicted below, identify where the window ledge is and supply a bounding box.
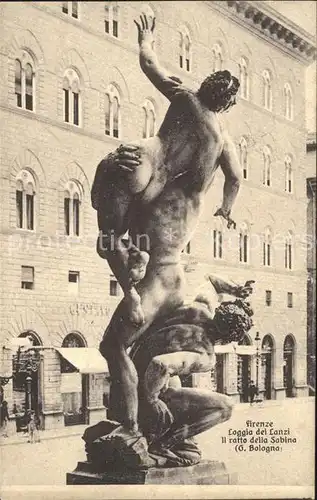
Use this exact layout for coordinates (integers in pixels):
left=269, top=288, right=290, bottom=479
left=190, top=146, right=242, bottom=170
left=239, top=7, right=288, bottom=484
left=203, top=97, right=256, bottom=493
left=42, top=409, right=64, bottom=416
left=15, top=228, right=36, bottom=234
left=64, top=235, right=82, bottom=240
left=239, top=96, right=250, bottom=103
left=61, top=14, right=80, bottom=25
left=178, top=67, right=192, bottom=75
left=16, top=106, right=36, bottom=115
left=104, top=33, right=120, bottom=42
left=63, top=122, right=81, bottom=130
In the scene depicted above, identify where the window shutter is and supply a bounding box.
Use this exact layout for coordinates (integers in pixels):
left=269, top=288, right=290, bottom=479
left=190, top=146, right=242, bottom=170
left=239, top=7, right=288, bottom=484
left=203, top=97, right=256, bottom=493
left=22, top=266, right=34, bottom=282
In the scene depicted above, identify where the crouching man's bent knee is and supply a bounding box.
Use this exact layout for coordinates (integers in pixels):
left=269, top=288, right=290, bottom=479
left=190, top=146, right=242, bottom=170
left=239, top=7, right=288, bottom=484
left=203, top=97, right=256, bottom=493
left=217, top=393, right=233, bottom=422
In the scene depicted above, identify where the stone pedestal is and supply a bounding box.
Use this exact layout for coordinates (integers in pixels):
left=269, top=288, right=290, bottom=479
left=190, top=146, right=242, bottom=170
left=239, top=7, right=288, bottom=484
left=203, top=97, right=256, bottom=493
left=66, top=460, right=237, bottom=485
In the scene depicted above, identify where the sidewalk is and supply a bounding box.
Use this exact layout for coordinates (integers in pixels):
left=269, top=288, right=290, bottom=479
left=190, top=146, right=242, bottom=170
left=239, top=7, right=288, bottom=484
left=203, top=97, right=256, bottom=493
left=0, top=423, right=87, bottom=447
left=1, top=397, right=314, bottom=447
left=234, top=395, right=315, bottom=411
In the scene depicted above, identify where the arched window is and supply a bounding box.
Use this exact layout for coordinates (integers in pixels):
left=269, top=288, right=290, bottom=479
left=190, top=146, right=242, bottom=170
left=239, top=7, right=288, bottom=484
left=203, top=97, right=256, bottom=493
left=142, top=100, right=156, bottom=138
left=105, top=3, right=119, bottom=38
left=284, top=231, right=293, bottom=270
left=262, top=335, right=273, bottom=352
left=179, top=28, right=191, bottom=72
left=263, top=228, right=272, bottom=267
left=15, top=53, right=35, bottom=111
left=263, top=146, right=272, bottom=187
left=61, top=332, right=85, bottom=374
left=240, top=333, right=252, bottom=346
left=12, top=331, right=42, bottom=393
left=284, top=83, right=293, bottom=120
left=15, top=60, right=22, bottom=107
left=212, top=44, right=222, bottom=72
left=262, top=70, right=272, bottom=111
left=62, top=332, right=85, bottom=348
left=64, top=180, right=82, bottom=236
left=62, top=1, right=79, bottom=18
left=239, top=137, right=248, bottom=180
left=105, top=93, right=110, bottom=136
left=63, top=69, right=81, bottom=126
left=105, top=85, right=121, bottom=138
left=16, top=170, right=36, bottom=230
left=239, top=222, right=249, bottom=264
left=239, top=57, right=249, bottom=99
left=285, top=155, right=293, bottom=193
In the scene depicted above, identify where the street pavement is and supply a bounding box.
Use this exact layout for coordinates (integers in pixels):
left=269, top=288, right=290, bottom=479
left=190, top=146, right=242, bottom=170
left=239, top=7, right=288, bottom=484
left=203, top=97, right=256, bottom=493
left=196, top=397, right=315, bottom=487
left=0, top=398, right=314, bottom=488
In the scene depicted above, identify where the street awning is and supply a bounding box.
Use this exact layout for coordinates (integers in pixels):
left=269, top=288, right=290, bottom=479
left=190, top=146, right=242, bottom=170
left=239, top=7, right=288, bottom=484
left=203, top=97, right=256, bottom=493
left=214, top=344, right=257, bottom=355
left=235, top=345, right=256, bottom=356
left=214, top=344, right=235, bottom=354
left=56, top=348, right=108, bottom=374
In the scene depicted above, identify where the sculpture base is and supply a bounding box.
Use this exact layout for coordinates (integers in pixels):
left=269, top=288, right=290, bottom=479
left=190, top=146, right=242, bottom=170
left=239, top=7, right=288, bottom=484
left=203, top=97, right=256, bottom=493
left=66, top=460, right=237, bottom=485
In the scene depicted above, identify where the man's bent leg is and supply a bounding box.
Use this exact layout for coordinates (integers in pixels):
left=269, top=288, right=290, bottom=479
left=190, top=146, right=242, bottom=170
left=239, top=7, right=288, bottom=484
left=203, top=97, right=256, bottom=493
left=100, top=325, right=139, bottom=431
left=100, top=273, right=184, bottom=431
left=100, top=302, right=161, bottom=431
left=158, top=387, right=233, bottom=449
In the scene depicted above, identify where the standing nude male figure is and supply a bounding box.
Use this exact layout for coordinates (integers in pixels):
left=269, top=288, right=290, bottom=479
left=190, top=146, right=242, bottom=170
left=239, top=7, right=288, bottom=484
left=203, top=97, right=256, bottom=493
left=92, top=15, right=242, bottom=437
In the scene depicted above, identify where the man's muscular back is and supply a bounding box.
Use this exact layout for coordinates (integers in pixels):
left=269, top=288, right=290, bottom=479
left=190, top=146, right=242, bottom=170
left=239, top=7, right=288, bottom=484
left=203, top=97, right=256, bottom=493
left=121, top=90, right=225, bottom=206
left=158, top=91, right=224, bottom=188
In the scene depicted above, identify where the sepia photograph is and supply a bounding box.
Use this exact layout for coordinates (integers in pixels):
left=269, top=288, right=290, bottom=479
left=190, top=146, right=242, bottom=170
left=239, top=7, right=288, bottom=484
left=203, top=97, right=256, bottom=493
left=0, top=1, right=315, bottom=499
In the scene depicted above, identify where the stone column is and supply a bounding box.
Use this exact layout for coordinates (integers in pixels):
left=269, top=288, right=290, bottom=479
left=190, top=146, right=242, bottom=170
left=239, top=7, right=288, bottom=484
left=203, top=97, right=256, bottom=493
left=226, top=353, right=239, bottom=403
left=1, top=348, right=15, bottom=435
left=42, top=349, right=63, bottom=430
left=274, top=344, right=285, bottom=400
left=295, top=338, right=308, bottom=397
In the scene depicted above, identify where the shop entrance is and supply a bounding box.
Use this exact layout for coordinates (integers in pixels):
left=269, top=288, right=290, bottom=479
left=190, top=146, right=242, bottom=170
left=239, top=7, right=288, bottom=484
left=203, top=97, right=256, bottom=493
left=12, top=331, right=43, bottom=430
left=60, top=333, right=89, bottom=426
left=283, top=335, right=295, bottom=398
left=61, top=373, right=89, bottom=426
left=216, top=354, right=225, bottom=393
left=237, top=335, right=252, bottom=402
left=237, top=356, right=250, bottom=402
left=261, top=335, right=274, bottom=400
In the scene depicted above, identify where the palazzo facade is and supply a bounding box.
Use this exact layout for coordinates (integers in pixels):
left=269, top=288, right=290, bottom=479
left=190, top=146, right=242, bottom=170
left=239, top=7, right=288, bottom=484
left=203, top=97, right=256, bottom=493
left=0, top=1, right=315, bottom=432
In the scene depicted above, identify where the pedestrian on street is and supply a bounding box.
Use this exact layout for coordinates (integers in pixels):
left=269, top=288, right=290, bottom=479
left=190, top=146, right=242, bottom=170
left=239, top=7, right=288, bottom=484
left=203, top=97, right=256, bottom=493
left=249, top=380, right=258, bottom=405
left=0, top=400, right=9, bottom=437
left=27, top=410, right=41, bottom=443
left=12, top=402, right=19, bottom=433
left=103, top=392, right=109, bottom=409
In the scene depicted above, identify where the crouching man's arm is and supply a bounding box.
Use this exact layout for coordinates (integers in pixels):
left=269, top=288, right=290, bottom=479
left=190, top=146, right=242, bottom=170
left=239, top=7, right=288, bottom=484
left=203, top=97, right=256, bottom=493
left=144, top=351, right=213, bottom=403
left=205, top=274, right=255, bottom=299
